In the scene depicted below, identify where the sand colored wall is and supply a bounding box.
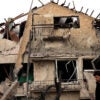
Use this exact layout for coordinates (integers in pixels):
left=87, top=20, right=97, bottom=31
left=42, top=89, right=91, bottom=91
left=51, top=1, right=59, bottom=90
left=34, top=61, right=55, bottom=81
left=32, top=3, right=99, bottom=52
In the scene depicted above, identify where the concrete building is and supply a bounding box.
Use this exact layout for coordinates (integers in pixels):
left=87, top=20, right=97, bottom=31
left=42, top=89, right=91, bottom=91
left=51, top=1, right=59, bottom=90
left=0, top=1, right=100, bottom=100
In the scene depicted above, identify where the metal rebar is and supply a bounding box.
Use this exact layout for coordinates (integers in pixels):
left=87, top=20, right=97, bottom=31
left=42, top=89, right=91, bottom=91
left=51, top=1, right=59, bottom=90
left=38, top=0, right=44, bottom=6
left=80, top=6, right=83, bottom=12
left=90, top=10, right=94, bottom=16
left=96, top=13, right=100, bottom=19
left=85, top=8, right=89, bottom=14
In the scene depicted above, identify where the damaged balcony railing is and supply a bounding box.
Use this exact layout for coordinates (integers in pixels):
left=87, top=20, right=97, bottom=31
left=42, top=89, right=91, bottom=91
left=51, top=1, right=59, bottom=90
left=61, top=80, right=81, bottom=91
left=30, top=80, right=80, bottom=92
left=31, top=80, right=54, bottom=91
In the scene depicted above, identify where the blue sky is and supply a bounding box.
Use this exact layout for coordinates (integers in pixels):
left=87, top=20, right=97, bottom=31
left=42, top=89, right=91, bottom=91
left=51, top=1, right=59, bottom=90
left=0, top=0, right=99, bottom=23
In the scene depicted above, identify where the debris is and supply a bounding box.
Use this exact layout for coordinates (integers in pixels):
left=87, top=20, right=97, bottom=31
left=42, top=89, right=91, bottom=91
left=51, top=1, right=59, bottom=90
left=0, top=1, right=100, bottom=100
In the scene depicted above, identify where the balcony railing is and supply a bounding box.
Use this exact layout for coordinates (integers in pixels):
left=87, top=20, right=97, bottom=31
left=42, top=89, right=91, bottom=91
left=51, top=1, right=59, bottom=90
left=30, top=80, right=81, bottom=92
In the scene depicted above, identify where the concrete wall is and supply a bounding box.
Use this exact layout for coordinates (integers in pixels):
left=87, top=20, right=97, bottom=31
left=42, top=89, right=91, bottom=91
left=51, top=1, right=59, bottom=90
left=31, top=5, right=99, bottom=99
left=0, top=39, right=17, bottom=51
left=31, top=3, right=99, bottom=54
left=0, top=39, right=20, bottom=63
left=77, top=56, right=96, bottom=99
left=33, top=91, right=80, bottom=100
left=34, top=60, right=55, bottom=81
left=0, top=55, right=17, bottom=63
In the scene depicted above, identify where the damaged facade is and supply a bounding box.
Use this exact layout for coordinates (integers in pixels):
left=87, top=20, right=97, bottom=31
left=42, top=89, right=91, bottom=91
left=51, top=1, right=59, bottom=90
left=0, top=2, right=100, bottom=100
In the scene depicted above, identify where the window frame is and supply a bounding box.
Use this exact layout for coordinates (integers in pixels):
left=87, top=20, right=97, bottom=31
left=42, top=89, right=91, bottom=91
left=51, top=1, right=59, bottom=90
left=55, top=59, right=78, bottom=84
left=54, top=16, right=80, bottom=29
left=93, top=19, right=100, bottom=36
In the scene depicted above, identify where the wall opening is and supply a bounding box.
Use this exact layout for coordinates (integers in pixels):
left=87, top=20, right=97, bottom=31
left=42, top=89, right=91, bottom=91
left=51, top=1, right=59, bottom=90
left=93, top=19, right=100, bottom=36
left=54, top=16, right=80, bottom=29
left=57, top=60, right=77, bottom=82
left=0, top=64, right=15, bottom=83
left=0, top=20, right=26, bottom=42
left=19, top=21, right=26, bottom=39
left=83, top=59, right=93, bottom=70
left=18, top=63, right=34, bottom=84
left=83, top=58, right=100, bottom=70
left=92, top=56, right=100, bottom=70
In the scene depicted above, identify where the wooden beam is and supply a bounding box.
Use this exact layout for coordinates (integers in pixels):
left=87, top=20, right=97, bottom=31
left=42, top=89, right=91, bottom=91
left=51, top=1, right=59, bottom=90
left=13, top=11, right=32, bottom=76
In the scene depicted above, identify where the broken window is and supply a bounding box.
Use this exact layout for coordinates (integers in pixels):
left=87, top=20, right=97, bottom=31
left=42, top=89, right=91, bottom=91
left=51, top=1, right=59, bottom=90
left=83, top=58, right=100, bottom=70
left=93, top=19, right=100, bottom=36
left=0, top=20, right=26, bottom=42
left=19, top=21, right=26, bottom=39
left=54, top=16, right=80, bottom=29
left=83, top=59, right=94, bottom=70
left=56, top=60, right=77, bottom=82
left=91, top=56, right=100, bottom=70
left=0, top=63, right=15, bottom=83
left=18, top=63, right=34, bottom=84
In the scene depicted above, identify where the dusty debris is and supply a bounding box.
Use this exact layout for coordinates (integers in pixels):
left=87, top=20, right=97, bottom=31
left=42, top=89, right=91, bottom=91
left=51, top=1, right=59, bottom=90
left=0, top=78, right=12, bottom=95
left=0, top=39, right=17, bottom=51
left=1, top=42, right=20, bottom=55
left=84, top=71, right=96, bottom=99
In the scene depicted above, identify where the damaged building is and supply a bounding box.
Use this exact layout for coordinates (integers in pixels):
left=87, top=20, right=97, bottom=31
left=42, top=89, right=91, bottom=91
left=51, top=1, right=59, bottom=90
left=0, top=1, right=100, bottom=100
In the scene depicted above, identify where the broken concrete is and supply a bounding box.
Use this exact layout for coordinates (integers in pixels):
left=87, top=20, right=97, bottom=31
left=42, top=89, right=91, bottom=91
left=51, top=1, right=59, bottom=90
left=0, top=2, right=100, bottom=100
left=0, top=39, right=17, bottom=51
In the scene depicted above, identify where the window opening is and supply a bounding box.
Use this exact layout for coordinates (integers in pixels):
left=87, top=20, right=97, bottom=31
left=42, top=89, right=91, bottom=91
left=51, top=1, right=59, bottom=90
left=91, top=56, right=100, bottom=70
left=54, top=16, right=80, bottom=29
left=93, top=19, right=100, bottom=36
left=19, top=21, right=26, bottom=39
left=83, top=59, right=96, bottom=91
left=83, top=58, right=100, bottom=70
left=57, top=60, right=77, bottom=82
left=0, top=20, right=26, bottom=42
left=18, top=63, right=34, bottom=84
left=0, top=64, right=15, bottom=83
left=83, top=59, right=94, bottom=70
